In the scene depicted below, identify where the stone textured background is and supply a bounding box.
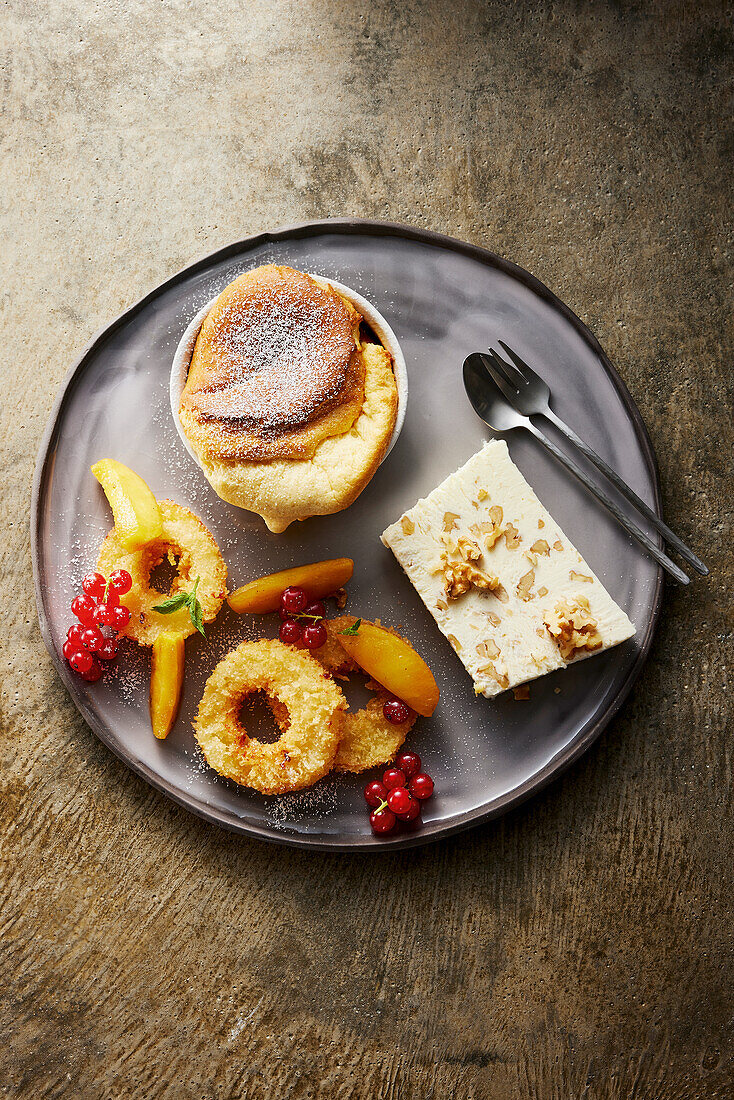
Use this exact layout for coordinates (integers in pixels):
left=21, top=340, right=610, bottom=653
left=1, top=1, right=732, bottom=1097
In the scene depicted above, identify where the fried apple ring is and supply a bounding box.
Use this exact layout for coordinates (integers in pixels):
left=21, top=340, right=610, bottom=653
left=312, top=616, right=417, bottom=773
left=193, top=638, right=346, bottom=795
left=96, top=500, right=227, bottom=646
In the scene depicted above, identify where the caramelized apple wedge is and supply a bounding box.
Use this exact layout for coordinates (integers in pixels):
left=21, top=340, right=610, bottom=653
left=150, top=631, right=185, bottom=740
left=228, top=558, right=354, bottom=614
left=336, top=621, right=439, bottom=717
left=91, top=459, right=162, bottom=550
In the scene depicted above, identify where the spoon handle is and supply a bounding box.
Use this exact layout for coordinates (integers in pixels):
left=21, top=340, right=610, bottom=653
left=543, top=407, right=707, bottom=575
left=526, top=421, right=690, bottom=585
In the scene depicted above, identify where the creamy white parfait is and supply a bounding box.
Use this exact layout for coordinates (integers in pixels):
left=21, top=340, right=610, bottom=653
left=381, top=439, right=635, bottom=698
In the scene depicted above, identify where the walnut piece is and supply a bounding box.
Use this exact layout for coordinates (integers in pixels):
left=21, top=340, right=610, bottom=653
left=435, top=598, right=448, bottom=611
left=536, top=585, right=548, bottom=598
left=544, top=595, right=603, bottom=660
left=504, top=523, right=521, bottom=550
left=570, top=570, right=593, bottom=583
left=401, top=515, right=415, bottom=536
left=443, top=511, right=460, bottom=532
left=531, top=539, right=550, bottom=555
left=553, top=539, right=563, bottom=551
left=487, top=611, right=501, bottom=627
left=476, top=639, right=500, bottom=660
left=477, top=488, right=489, bottom=501
left=517, top=569, right=535, bottom=600
left=444, top=559, right=499, bottom=600
left=447, top=634, right=462, bottom=651
left=334, top=587, right=348, bottom=610
left=492, top=583, right=510, bottom=605
left=477, top=661, right=509, bottom=690
left=456, top=536, right=482, bottom=562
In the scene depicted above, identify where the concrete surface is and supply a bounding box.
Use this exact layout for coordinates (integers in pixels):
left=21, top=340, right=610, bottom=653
left=1, top=1, right=732, bottom=1097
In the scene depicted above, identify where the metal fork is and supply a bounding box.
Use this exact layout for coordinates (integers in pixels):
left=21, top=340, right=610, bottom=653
left=483, top=342, right=707, bottom=576
left=463, top=353, right=690, bottom=585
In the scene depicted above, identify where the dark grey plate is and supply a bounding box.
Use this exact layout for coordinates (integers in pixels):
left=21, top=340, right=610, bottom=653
left=31, top=220, right=662, bottom=851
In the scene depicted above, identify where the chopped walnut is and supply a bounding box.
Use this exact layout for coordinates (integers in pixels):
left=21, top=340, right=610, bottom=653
left=478, top=661, right=509, bottom=690
left=477, top=488, right=489, bottom=501
left=487, top=611, right=501, bottom=627
left=447, top=634, right=462, bottom=651
left=443, top=511, right=460, bottom=532
left=544, top=595, right=603, bottom=660
left=536, top=626, right=547, bottom=638
left=482, top=505, right=504, bottom=550
left=517, top=569, right=535, bottom=600
left=513, top=685, right=530, bottom=701
left=553, top=539, right=563, bottom=551
left=444, top=559, right=499, bottom=599
left=334, top=587, right=348, bottom=610
left=456, top=536, right=482, bottom=562
left=538, top=518, right=545, bottom=528
left=504, top=523, right=521, bottom=550
left=400, top=515, right=415, bottom=536
left=570, top=570, right=593, bottom=583
left=476, top=639, right=500, bottom=660
left=536, top=585, right=548, bottom=598
left=531, top=539, right=550, bottom=555
left=492, top=583, right=510, bottom=605
left=435, top=598, right=448, bottom=611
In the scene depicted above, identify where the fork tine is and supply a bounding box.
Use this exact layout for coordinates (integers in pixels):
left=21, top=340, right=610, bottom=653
left=485, top=348, right=523, bottom=391
left=479, top=353, right=522, bottom=406
left=498, top=341, right=537, bottom=382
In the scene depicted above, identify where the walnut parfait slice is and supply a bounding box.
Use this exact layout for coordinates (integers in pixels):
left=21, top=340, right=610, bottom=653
left=381, top=439, right=635, bottom=698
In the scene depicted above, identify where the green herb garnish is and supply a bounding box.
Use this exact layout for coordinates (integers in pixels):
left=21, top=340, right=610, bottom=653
left=153, top=576, right=205, bottom=636
left=339, top=618, right=361, bottom=636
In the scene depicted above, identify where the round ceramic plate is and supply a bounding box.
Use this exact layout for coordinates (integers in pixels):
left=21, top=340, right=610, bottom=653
left=32, top=220, right=663, bottom=851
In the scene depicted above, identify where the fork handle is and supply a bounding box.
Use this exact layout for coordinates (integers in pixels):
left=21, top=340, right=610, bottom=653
left=543, top=408, right=708, bottom=576
left=526, top=421, right=690, bottom=585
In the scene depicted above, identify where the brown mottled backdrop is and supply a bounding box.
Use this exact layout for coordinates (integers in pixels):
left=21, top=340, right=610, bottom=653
left=1, top=1, right=732, bottom=1097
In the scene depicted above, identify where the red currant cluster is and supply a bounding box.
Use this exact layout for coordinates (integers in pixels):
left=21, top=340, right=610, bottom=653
left=62, top=570, right=132, bottom=682
left=278, top=586, right=328, bottom=650
left=364, top=751, right=435, bottom=836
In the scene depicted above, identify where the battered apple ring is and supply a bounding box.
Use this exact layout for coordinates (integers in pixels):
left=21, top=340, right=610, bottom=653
left=96, top=500, right=227, bottom=646
left=312, top=616, right=417, bottom=773
left=193, top=638, right=346, bottom=795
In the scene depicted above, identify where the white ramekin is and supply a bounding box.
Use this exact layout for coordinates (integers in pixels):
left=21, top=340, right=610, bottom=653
left=169, top=273, right=408, bottom=471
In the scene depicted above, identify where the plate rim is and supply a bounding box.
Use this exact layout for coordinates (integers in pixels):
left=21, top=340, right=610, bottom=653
left=30, top=217, right=664, bottom=852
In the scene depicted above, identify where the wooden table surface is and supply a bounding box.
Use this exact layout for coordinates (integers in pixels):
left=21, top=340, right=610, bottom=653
left=2, top=2, right=731, bottom=1097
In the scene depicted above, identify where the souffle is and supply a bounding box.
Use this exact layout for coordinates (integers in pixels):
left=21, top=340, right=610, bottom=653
left=178, top=264, right=399, bottom=532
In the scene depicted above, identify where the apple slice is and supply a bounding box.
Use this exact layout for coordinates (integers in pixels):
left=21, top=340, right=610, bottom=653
left=150, top=631, right=185, bottom=740
left=91, top=459, right=162, bottom=550
left=228, top=558, right=354, bottom=614
left=336, top=621, right=439, bottom=717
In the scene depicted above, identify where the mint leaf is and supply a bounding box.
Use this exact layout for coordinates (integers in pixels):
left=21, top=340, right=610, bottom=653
left=153, top=593, right=190, bottom=613
left=190, top=597, right=205, bottom=637
left=339, top=618, right=361, bottom=636
left=153, top=575, right=205, bottom=635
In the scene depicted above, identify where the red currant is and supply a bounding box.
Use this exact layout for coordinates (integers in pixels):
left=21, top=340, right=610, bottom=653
left=108, top=569, right=132, bottom=595
left=382, top=767, right=406, bottom=790
left=303, top=600, right=326, bottom=620
left=386, top=786, right=413, bottom=817
left=82, top=572, right=107, bottom=600
left=80, top=658, right=103, bottom=682
left=69, top=649, right=93, bottom=674
left=94, top=603, right=115, bottom=627
left=279, top=619, right=302, bottom=645
left=400, top=797, right=422, bottom=823
left=80, top=626, right=104, bottom=653
left=62, top=640, right=76, bottom=660
left=370, top=806, right=397, bottom=835
left=395, top=750, right=421, bottom=778
left=383, top=698, right=411, bottom=725
left=71, top=594, right=97, bottom=625
left=281, top=586, right=307, bottom=614
left=110, top=604, right=130, bottom=630
left=364, top=780, right=388, bottom=808
left=66, top=624, right=86, bottom=647
left=409, top=773, right=434, bottom=801
left=302, top=622, right=327, bottom=650
left=97, top=636, right=119, bottom=662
